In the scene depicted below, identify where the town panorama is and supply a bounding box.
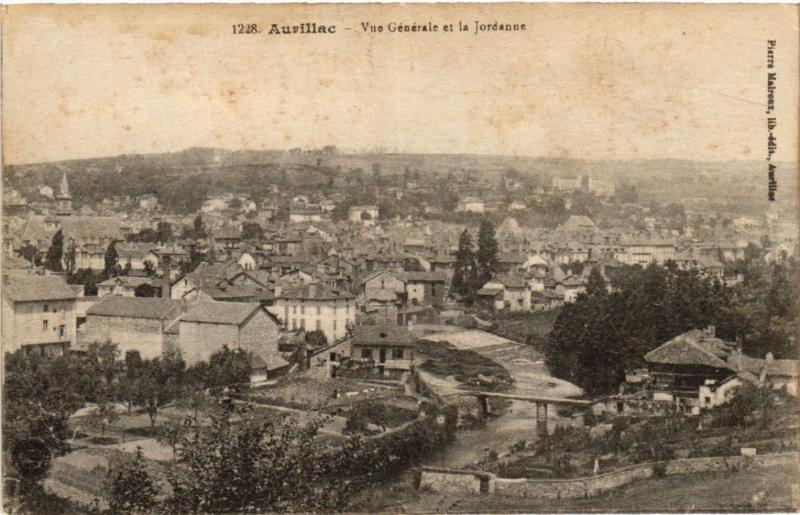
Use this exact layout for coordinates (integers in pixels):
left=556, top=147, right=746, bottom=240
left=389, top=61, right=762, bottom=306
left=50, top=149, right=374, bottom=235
left=2, top=147, right=798, bottom=512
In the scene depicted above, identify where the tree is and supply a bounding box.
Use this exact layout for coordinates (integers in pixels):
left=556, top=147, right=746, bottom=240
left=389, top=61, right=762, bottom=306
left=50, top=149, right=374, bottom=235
left=192, top=215, right=207, bottom=240
left=157, top=420, right=188, bottom=461
left=117, top=351, right=145, bottom=414
left=68, top=268, right=99, bottom=296
left=86, top=395, right=120, bottom=437
left=452, top=230, right=477, bottom=298
left=585, top=266, right=608, bottom=300
left=45, top=229, right=64, bottom=272
left=163, top=406, right=359, bottom=513
left=87, top=341, right=120, bottom=386
left=133, top=358, right=181, bottom=429
left=200, top=346, right=252, bottom=390
left=17, top=243, right=41, bottom=266
left=105, top=447, right=159, bottom=513
left=134, top=282, right=158, bottom=298
left=3, top=350, right=98, bottom=458
left=104, top=240, right=119, bottom=276
left=156, top=221, right=174, bottom=243
left=475, top=219, right=499, bottom=285
left=241, top=222, right=263, bottom=240
left=545, top=262, right=745, bottom=395
left=63, top=240, right=76, bottom=276
left=305, top=330, right=328, bottom=347
left=143, top=259, right=157, bottom=277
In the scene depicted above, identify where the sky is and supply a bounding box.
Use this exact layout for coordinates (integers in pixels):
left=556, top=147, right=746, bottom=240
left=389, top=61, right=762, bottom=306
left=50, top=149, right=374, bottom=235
left=2, top=3, right=798, bottom=164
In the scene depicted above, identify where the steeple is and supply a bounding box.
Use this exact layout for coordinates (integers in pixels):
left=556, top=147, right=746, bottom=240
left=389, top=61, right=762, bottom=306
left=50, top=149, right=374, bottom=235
left=55, top=170, right=72, bottom=216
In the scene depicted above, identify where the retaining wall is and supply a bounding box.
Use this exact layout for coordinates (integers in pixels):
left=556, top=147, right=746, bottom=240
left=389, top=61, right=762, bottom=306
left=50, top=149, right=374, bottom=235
left=420, top=452, right=798, bottom=499
left=418, top=467, right=492, bottom=495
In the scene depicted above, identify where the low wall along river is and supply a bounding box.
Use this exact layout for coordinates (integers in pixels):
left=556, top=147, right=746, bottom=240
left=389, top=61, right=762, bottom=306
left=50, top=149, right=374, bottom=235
left=419, top=452, right=799, bottom=499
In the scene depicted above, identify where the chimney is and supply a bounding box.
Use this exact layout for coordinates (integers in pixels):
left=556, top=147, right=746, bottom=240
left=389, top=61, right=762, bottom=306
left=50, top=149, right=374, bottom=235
left=161, top=255, right=171, bottom=299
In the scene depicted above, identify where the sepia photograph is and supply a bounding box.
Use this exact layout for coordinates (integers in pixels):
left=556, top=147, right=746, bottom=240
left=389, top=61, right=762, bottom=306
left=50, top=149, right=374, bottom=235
left=1, top=3, right=798, bottom=513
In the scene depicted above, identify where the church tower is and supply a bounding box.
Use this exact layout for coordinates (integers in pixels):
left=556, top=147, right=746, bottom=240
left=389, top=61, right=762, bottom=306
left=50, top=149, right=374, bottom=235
left=56, top=171, right=72, bottom=216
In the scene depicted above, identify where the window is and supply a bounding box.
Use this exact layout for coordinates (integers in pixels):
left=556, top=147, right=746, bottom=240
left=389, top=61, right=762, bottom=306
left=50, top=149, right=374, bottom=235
left=381, top=279, right=385, bottom=288
left=58, top=325, right=66, bottom=338
left=316, top=320, right=321, bottom=331
left=704, top=396, right=711, bottom=405
left=42, top=320, right=48, bottom=332
left=43, top=304, right=49, bottom=313
left=316, top=306, right=321, bottom=315
left=300, top=319, right=305, bottom=330
left=293, top=305, right=297, bottom=314
left=292, top=320, right=297, bottom=330
left=300, top=305, right=305, bottom=315
left=361, top=348, right=373, bottom=359
left=333, top=320, right=337, bottom=331
left=393, top=348, right=405, bottom=359
left=346, top=304, right=350, bottom=314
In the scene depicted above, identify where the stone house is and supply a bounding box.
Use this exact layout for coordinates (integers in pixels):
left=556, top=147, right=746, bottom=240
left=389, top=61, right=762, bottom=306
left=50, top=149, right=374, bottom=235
left=476, top=275, right=531, bottom=312
left=270, top=283, right=356, bottom=343
left=80, top=296, right=184, bottom=359
left=350, top=324, right=415, bottom=379
left=178, top=301, right=283, bottom=369
left=361, top=270, right=407, bottom=305
left=2, top=274, right=81, bottom=355
left=97, top=276, right=158, bottom=298
left=397, top=271, right=448, bottom=306
left=349, top=205, right=379, bottom=225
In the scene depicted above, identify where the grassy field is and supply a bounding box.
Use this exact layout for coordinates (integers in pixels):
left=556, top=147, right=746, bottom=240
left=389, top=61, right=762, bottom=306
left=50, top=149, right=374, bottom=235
left=484, top=309, right=561, bottom=348
left=248, top=374, right=404, bottom=410
left=416, top=339, right=513, bottom=391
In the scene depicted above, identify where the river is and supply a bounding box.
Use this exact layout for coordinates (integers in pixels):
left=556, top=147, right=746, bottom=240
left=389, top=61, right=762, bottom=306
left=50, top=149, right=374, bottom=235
left=419, top=330, right=583, bottom=469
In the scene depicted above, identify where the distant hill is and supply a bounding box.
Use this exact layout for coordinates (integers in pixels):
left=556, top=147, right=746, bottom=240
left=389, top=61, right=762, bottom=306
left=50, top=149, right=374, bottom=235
left=4, top=148, right=796, bottom=216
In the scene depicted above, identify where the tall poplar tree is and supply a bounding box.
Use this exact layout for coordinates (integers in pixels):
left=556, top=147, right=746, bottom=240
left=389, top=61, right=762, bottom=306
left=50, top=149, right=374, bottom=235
left=476, top=219, right=499, bottom=285
left=452, top=230, right=477, bottom=297
left=45, top=229, right=64, bottom=272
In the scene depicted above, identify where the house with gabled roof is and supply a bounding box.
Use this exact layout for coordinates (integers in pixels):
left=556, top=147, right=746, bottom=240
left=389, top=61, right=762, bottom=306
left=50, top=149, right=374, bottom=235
left=97, top=276, right=159, bottom=298
left=477, top=274, right=531, bottom=312
left=396, top=271, right=448, bottom=306
left=178, top=301, right=284, bottom=373
left=2, top=274, right=81, bottom=355
left=644, top=326, right=798, bottom=412
left=350, top=324, right=415, bottom=380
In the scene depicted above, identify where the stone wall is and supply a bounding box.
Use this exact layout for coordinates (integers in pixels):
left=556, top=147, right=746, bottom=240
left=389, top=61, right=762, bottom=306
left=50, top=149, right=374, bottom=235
left=419, top=467, right=490, bottom=495
left=420, top=452, right=798, bottom=499
left=492, top=463, right=653, bottom=500
left=81, top=315, right=165, bottom=359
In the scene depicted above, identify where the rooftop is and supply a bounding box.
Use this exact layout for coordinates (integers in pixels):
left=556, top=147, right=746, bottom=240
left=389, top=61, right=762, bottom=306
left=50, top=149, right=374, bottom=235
left=87, top=296, right=184, bottom=320
left=182, top=301, right=263, bottom=326
left=3, top=274, right=79, bottom=302
left=351, top=324, right=415, bottom=347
